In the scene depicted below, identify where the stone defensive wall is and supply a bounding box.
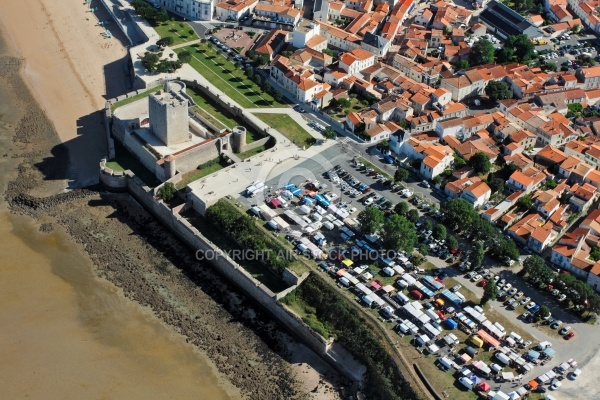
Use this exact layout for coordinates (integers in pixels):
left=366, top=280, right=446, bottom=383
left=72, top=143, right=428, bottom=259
left=99, top=163, right=364, bottom=382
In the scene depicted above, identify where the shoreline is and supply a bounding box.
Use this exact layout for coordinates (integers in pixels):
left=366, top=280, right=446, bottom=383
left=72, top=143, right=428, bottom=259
left=0, top=1, right=346, bottom=398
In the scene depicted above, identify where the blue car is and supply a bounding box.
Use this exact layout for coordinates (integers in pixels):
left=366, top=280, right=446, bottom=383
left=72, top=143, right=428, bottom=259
left=530, top=305, right=540, bottom=314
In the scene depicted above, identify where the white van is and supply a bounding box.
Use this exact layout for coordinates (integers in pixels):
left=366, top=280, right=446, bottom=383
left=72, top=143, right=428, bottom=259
left=535, top=341, right=552, bottom=351
left=425, top=309, right=441, bottom=324
left=437, top=356, right=453, bottom=371
left=494, top=352, right=511, bottom=366
left=267, top=220, right=279, bottom=230
left=339, top=277, right=350, bottom=287
left=395, top=292, right=410, bottom=305
left=249, top=206, right=261, bottom=216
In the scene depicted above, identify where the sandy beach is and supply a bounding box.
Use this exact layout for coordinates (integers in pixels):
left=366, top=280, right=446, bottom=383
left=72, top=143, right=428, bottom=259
left=0, top=1, right=346, bottom=399
left=0, top=0, right=128, bottom=187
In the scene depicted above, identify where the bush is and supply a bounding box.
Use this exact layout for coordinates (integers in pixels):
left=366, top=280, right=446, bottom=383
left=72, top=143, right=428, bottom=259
left=158, top=182, right=177, bottom=202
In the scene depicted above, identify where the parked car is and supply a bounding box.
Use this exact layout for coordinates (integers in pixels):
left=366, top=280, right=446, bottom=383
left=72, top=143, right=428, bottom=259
left=551, top=320, right=562, bottom=329
left=559, top=326, right=572, bottom=335
left=525, top=302, right=537, bottom=310
left=558, top=294, right=567, bottom=302
left=420, top=180, right=430, bottom=188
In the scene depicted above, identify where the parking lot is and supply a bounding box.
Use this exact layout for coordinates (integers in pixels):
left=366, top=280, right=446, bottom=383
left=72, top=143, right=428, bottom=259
left=233, top=142, right=596, bottom=398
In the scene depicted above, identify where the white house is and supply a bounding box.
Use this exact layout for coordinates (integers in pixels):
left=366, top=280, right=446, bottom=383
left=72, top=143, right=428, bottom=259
left=339, top=48, right=376, bottom=75
left=460, top=181, right=492, bottom=208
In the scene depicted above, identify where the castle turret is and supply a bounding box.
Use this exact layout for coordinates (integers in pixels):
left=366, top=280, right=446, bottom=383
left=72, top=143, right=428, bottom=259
left=148, top=83, right=189, bottom=146
left=231, top=126, right=247, bottom=153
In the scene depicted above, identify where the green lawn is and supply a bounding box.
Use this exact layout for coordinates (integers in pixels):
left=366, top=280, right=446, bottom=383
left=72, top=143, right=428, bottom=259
left=254, top=114, right=314, bottom=148
left=110, top=88, right=156, bottom=112
left=238, top=145, right=266, bottom=160
left=186, top=87, right=263, bottom=144
left=105, top=141, right=160, bottom=187
left=152, top=20, right=199, bottom=46
left=175, top=44, right=287, bottom=108
left=175, top=157, right=229, bottom=189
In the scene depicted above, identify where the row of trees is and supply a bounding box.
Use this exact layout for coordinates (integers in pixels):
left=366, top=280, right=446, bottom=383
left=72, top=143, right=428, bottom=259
left=285, top=274, right=417, bottom=400
left=442, top=198, right=520, bottom=261
left=470, top=35, right=536, bottom=67
left=130, top=0, right=169, bottom=25
left=520, top=255, right=600, bottom=314
left=205, top=199, right=291, bottom=275
left=141, top=51, right=184, bottom=73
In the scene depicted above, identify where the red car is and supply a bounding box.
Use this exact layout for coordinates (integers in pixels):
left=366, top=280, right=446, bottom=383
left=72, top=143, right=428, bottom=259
left=479, top=279, right=488, bottom=287
left=565, top=331, right=575, bottom=340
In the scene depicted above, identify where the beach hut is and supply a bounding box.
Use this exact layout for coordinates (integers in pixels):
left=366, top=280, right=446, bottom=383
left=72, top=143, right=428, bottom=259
left=543, top=348, right=556, bottom=358
left=478, top=382, right=491, bottom=393
left=341, top=259, right=354, bottom=267
left=527, top=380, right=538, bottom=390
left=444, top=318, right=458, bottom=330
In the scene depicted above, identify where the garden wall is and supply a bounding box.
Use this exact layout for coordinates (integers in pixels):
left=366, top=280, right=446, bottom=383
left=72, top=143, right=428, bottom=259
left=104, top=170, right=364, bottom=382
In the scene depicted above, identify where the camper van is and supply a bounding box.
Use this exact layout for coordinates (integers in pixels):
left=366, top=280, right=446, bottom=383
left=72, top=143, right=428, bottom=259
left=494, top=351, right=511, bottom=366
left=470, top=335, right=484, bottom=348
left=395, top=292, right=410, bottom=305
left=425, top=309, right=441, bottom=324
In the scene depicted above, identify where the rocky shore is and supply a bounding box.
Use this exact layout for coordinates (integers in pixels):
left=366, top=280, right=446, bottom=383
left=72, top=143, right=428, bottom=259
left=1, top=49, right=347, bottom=399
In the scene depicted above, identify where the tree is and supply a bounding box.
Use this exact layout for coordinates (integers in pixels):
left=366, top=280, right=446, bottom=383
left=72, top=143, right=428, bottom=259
left=456, top=59, right=470, bottom=70
left=572, top=24, right=582, bottom=34
left=381, top=215, right=418, bottom=252
left=470, top=242, right=484, bottom=270
left=178, top=50, right=192, bottom=63
left=481, top=279, right=498, bottom=305
left=423, top=219, right=433, bottom=231
left=273, top=89, right=282, bottom=102
left=357, top=206, right=384, bottom=235
left=262, top=80, right=271, bottom=93
left=485, top=81, right=513, bottom=102
left=322, top=127, right=337, bottom=139
left=543, top=62, right=557, bottom=72
left=488, top=177, right=505, bottom=194
left=447, top=235, right=459, bottom=250
left=433, top=224, right=447, bottom=241
left=518, top=194, right=533, bottom=210
left=496, top=47, right=515, bottom=64
left=419, top=244, right=429, bottom=256
left=442, top=199, right=478, bottom=230
left=158, top=182, right=177, bottom=202
left=539, top=305, right=551, bottom=319
left=394, top=168, right=409, bottom=183
left=406, top=209, right=419, bottom=223
left=141, top=52, right=160, bottom=72
left=156, top=36, right=174, bottom=47
left=488, top=238, right=520, bottom=261
left=512, top=0, right=534, bottom=13
left=453, top=152, right=467, bottom=169
left=394, top=201, right=409, bottom=215
left=566, top=103, right=583, bottom=118
left=338, top=98, right=351, bottom=109
left=505, top=35, right=535, bottom=62
left=522, top=255, right=554, bottom=284
left=590, top=246, right=600, bottom=261
left=470, top=38, right=495, bottom=66
left=469, top=152, right=492, bottom=174
left=328, top=98, right=340, bottom=110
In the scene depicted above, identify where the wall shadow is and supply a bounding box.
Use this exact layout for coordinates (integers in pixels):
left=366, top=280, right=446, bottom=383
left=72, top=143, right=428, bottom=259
left=34, top=111, right=108, bottom=188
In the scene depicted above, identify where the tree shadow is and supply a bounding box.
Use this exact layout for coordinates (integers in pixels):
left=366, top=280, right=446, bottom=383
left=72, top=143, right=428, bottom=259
left=254, top=100, right=272, bottom=107
left=229, top=77, right=243, bottom=83
left=237, top=84, right=252, bottom=89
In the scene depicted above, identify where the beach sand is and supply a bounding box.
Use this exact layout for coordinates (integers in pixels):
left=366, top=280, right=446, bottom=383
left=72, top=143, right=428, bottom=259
left=0, top=0, right=128, bottom=187
left=0, top=1, right=346, bottom=399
